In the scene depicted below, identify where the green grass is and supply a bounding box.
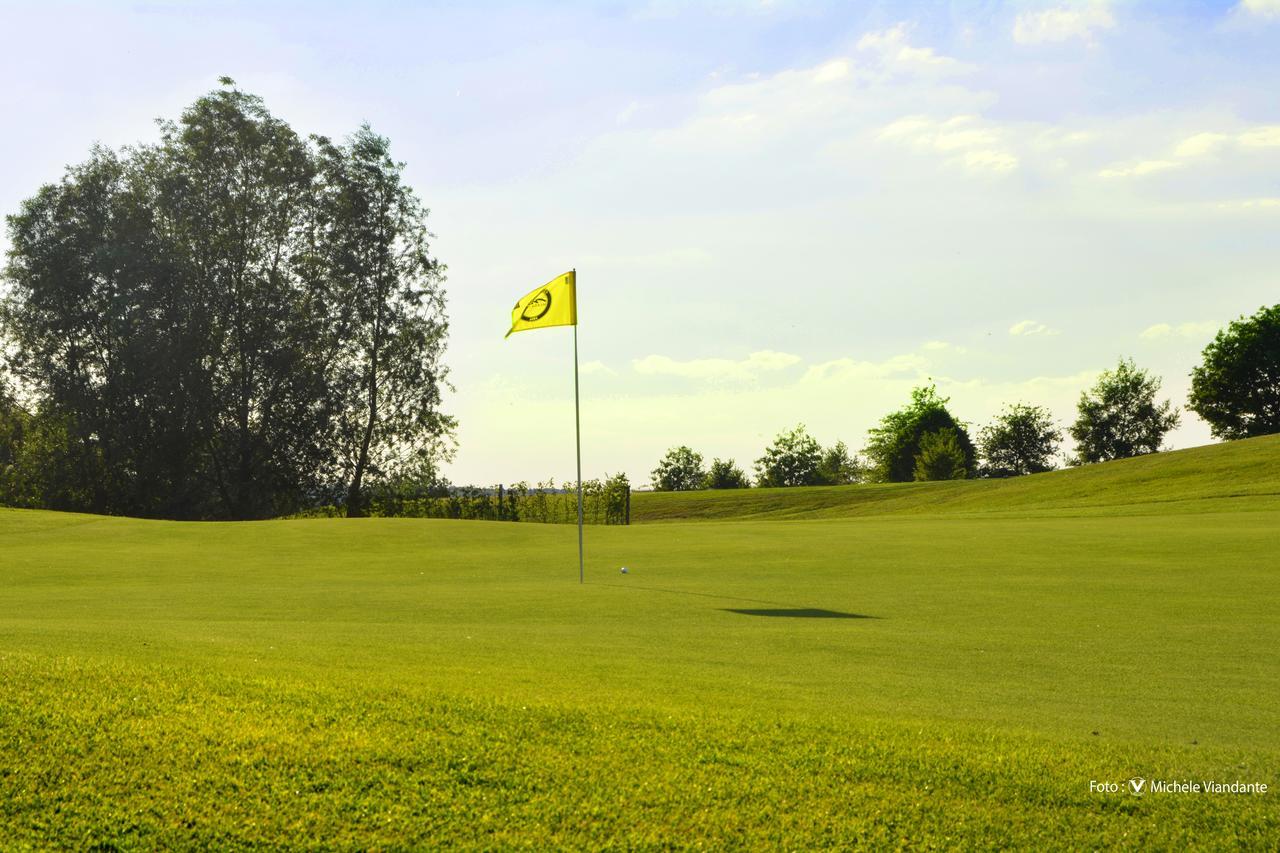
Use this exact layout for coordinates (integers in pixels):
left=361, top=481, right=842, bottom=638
left=631, top=433, right=1280, bottom=522
left=2, top=438, right=1279, bottom=848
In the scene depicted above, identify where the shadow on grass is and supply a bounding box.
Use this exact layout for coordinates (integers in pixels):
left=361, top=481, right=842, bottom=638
left=722, top=608, right=875, bottom=619
left=593, top=581, right=803, bottom=609
left=591, top=581, right=879, bottom=619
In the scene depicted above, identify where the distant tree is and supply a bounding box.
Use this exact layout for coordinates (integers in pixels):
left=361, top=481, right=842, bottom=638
left=816, top=440, right=861, bottom=485
left=1189, top=305, right=1280, bottom=440
left=913, top=428, right=968, bottom=481
left=755, top=425, right=824, bottom=487
left=1069, top=358, right=1180, bottom=463
left=650, top=446, right=707, bottom=491
left=864, top=385, right=975, bottom=482
left=704, top=457, right=751, bottom=489
left=978, top=403, right=1062, bottom=477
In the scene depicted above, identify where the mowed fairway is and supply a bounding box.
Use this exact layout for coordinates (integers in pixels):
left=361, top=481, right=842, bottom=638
left=2, top=440, right=1279, bottom=848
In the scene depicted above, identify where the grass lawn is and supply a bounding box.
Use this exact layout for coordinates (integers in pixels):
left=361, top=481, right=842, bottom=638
left=2, top=438, right=1278, bottom=848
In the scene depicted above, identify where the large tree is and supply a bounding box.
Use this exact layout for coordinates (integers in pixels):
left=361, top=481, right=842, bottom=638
left=864, top=385, right=975, bottom=482
left=1188, top=305, right=1280, bottom=440
left=1069, top=358, right=1179, bottom=463
left=1, top=81, right=453, bottom=519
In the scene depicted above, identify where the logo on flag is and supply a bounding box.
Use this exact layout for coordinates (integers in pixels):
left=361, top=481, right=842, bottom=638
left=519, top=288, right=553, bottom=322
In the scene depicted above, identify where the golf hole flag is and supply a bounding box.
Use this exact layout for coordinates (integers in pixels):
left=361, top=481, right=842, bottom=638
left=505, top=269, right=587, bottom=583
left=506, top=270, right=576, bottom=338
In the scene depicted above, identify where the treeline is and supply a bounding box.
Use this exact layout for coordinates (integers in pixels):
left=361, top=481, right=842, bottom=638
left=649, top=307, right=1280, bottom=491
left=296, top=475, right=632, bottom=525
left=0, top=81, right=451, bottom=520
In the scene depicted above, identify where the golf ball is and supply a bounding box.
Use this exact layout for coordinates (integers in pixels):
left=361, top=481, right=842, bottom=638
left=620, top=567, right=629, bottom=574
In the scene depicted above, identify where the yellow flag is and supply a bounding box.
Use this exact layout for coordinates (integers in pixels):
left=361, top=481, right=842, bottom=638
left=506, top=271, right=577, bottom=338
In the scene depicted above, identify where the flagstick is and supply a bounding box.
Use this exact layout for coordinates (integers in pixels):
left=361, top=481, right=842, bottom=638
left=573, top=316, right=584, bottom=584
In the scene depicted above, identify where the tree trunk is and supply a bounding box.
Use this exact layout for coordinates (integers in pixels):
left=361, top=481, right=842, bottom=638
left=346, top=348, right=379, bottom=518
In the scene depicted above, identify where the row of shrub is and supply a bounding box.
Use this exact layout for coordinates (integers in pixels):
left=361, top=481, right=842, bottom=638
left=294, top=475, right=632, bottom=525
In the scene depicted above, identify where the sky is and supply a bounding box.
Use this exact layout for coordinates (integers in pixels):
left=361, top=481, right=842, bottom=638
left=1, top=0, right=1278, bottom=487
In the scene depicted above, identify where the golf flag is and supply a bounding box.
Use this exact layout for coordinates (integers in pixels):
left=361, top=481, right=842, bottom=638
left=506, top=271, right=576, bottom=338
left=505, top=268, right=587, bottom=584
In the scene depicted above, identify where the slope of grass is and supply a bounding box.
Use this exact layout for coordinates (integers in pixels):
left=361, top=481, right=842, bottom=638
left=2, top=485, right=1278, bottom=847
left=631, top=434, right=1280, bottom=522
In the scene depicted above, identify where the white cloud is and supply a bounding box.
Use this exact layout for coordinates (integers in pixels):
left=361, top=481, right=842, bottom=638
left=1098, top=159, right=1182, bottom=178
left=961, top=149, right=1019, bottom=173
left=800, top=354, right=930, bottom=383
left=580, top=360, right=617, bottom=376
left=632, top=350, right=802, bottom=381
left=1140, top=321, right=1220, bottom=340
left=811, top=59, right=850, bottom=84
left=1013, top=4, right=1115, bottom=45
left=1237, top=126, right=1280, bottom=147
left=616, top=101, right=640, bottom=126
left=878, top=115, right=1019, bottom=174
left=1173, top=132, right=1229, bottom=158
left=1214, top=197, right=1280, bottom=211
left=856, top=24, right=971, bottom=75
left=1237, top=0, right=1280, bottom=20
left=1097, top=123, right=1280, bottom=180
left=1009, top=320, right=1060, bottom=337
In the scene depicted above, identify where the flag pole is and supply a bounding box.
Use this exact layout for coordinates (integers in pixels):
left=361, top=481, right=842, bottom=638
left=572, top=269, right=584, bottom=584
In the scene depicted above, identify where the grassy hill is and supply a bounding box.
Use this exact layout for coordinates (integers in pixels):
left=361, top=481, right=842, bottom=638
left=1, top=436, right=1278, bottom=847
left=632, top=434, right=1280, bottom=522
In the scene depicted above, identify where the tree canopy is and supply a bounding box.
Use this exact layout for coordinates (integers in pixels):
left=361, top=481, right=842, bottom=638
left=1189, top=305, right=1280, bottom=440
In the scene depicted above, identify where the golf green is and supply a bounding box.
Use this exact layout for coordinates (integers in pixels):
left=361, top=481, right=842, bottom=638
left=2, top=438, right=1277, bottom=847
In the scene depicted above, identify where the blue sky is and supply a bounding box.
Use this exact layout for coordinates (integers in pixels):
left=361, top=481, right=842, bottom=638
left=2, top=0, right=1278, bottom=485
